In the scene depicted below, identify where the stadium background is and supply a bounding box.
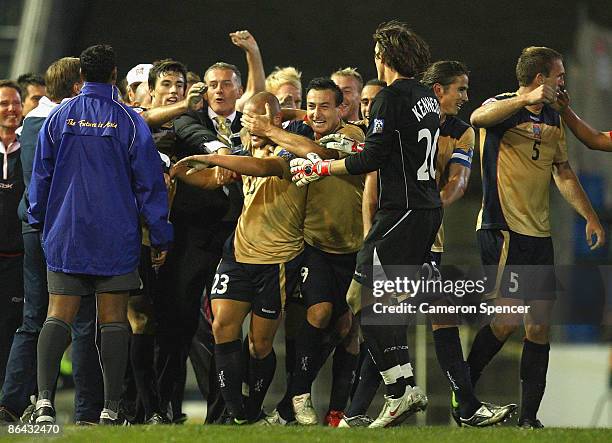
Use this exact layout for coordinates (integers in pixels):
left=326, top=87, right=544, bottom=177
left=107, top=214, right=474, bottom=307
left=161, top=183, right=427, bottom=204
left=1, top=0, right=610, bottom=428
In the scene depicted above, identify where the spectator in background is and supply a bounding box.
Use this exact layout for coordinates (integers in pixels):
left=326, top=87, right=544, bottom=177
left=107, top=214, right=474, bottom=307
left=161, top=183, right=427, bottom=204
left=0, top=80, right=23, bottom=395
left=125, top=63, right=153, bottom=106
left=265, top=66, right=303, bottom=109
left=16, top=74, right=45, bottom=119
left=186, top=71, right=201, bottom=92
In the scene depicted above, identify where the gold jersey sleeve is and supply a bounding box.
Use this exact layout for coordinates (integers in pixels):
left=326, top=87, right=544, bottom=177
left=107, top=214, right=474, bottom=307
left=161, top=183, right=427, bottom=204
left=233, top=149, right=307, bottom=264
left=432, top=118, right=475, bottom=252
left=476, top=96, right=567, bottom=237
left=303, top=123, right=366, bottom=254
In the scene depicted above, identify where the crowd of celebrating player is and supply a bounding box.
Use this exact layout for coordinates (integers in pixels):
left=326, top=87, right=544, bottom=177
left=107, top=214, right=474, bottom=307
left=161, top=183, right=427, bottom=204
left=0, top=21, right=608, bottom=430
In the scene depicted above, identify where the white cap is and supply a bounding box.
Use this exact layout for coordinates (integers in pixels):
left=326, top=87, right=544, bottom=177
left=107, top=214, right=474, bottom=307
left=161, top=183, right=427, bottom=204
left=126, top=63, right=153, bottom=86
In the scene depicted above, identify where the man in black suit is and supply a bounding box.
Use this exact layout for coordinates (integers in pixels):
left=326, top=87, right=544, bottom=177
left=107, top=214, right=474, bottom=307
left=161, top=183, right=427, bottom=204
left=159, top=62, right=244, bottom=423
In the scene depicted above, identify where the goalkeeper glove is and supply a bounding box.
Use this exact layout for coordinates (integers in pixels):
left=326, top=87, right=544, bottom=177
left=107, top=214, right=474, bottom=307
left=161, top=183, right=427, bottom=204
left=289, top=153, right=332, bottom=187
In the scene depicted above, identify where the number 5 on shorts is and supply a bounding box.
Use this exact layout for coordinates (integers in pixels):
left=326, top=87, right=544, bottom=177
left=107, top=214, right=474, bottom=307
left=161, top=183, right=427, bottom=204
left=212, top=273, right=229, bottom=295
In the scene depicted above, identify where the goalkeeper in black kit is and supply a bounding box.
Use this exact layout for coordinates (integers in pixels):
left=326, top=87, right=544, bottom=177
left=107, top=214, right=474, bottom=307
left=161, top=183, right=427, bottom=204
left=290, top=20, right=516, bottom=428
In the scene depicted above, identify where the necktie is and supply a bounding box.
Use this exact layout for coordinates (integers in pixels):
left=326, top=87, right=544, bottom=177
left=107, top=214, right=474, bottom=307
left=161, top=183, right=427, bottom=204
left=214, top=116, right=232, bottom=147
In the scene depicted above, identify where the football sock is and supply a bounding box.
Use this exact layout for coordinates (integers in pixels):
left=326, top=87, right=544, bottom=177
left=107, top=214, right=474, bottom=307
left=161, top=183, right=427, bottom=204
left=466, top=324, right=505, bottom=387
left=242, top=338, right=250, bottom=399
left=100, top=322, right=130, bottom=413
left=345, top=351, right=381, bottom=416
left=328, top=345, right=359, bottom=411
left=360, top=323, right=407, bottom=398
left=433, top=327, right=480, bottom=418
left=247, top=349, right=276, bottom=421
left=393, top=327, right=415, bottom=387
left=215, top=339, right=244, bottom=419
left=37, top=317, right=71, bottom=401
left=276, top=337, right=296, bottom=421
left=130, top=334, right=161, bottom=418
left=292, top=321, right=325, bottom=396
left=520, top=339, right=549, bottom=421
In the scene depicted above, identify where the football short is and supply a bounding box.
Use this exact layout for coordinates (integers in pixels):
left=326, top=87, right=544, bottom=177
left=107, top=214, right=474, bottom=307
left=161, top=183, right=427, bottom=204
left=47, top=268, right=141, bottom=296
left=300, top=243, right=356, bottom=318
left=478, top=229, right=556, bottom=300
left=210, top=251, right=304, bottom=320
left=353, top=208, right=442, bottom=288
left=131, top=244, right=156, bottom=298
left=348, top=208, right=442, bottom=315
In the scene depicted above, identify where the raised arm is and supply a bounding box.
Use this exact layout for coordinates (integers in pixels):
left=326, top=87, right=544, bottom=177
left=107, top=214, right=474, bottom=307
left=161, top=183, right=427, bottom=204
left=232, top=31, right=266, bottom=112
left=140, top=83, right=206, bottom=129
left=470, top=85, right=555, bottom=128
left=561, top=107, right=612, bottom=152
left=241, top=104, right=339, bottom=159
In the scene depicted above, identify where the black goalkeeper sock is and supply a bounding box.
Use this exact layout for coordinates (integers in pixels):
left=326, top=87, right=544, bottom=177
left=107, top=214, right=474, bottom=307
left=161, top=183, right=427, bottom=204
left=346, top=351, right=381, bottom=416
left=466, top=324, right=505, bottom=387
left=292, top=321, right=325, bottom=395
left=433, top=327, right=480, bottom=418
left=361, top=323, right=406, bottom=398
left=520, top=339, right=549, bottom=421
left=37, top=317, right=72, bottom=401
left=246, top=349, right=276, bottom=420
left=100, top=322, right=130, bottom=413
left=392, top=325, right=415, bottom=387
left=215, top=339, right=245, bottom=419
left=329, top=345, right=359, bottom=411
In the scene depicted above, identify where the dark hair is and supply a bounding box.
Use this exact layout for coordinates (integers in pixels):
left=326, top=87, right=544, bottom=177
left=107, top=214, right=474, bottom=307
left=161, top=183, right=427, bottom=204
left=373, top=20, right=430, bottom=78
left=204, top=62, right=242, bottom=86
left=79, top=44, right=116, bottom=83
left=148, top=58, right=187, bottom=91
left=0, top=80, right=21, bottom=97
left=306, top=77, right=343, bottom=106
left=421, top=61, right=470, bottom=89
left=16, top=73, right=45, bottom=101
left=117, top=77, right=129, bottom=101
left=365, top=78, right=387, bottom=88
left=45, top=57, right=80, bottom=102
left=516, top=46, right=563, bottom=87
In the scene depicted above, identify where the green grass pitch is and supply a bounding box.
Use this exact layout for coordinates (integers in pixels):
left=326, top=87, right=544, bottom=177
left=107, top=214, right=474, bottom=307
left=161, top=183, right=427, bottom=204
left=2, top=425, right=610, bottom=443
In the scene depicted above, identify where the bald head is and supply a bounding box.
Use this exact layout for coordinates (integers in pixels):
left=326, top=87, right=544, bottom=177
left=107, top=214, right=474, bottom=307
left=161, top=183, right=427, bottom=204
left=244, top=91, right=281, bottom=118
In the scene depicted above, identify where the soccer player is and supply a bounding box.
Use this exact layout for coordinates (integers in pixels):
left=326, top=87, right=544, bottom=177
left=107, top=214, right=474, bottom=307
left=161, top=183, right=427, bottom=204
left=16, top=73, right=45, bottom=119
left=28, top=44, right=172, bottom=425
left=332, top=68, right=363, bottom=122
left=289, top=20, right=516, bottom=428
left=466, top=46, right=605, bottom=429
left=175, top=92, right=307, bottom=424
left=421, top=60, right=473, bottom=264
left=242, top=78, right=365, bottom=426
left=360, top=79, right=386, bottom=122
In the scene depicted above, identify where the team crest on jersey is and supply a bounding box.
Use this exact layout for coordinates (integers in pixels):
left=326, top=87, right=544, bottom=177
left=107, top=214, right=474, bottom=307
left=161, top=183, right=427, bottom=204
left=373, top=118, right=384, bottom=134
